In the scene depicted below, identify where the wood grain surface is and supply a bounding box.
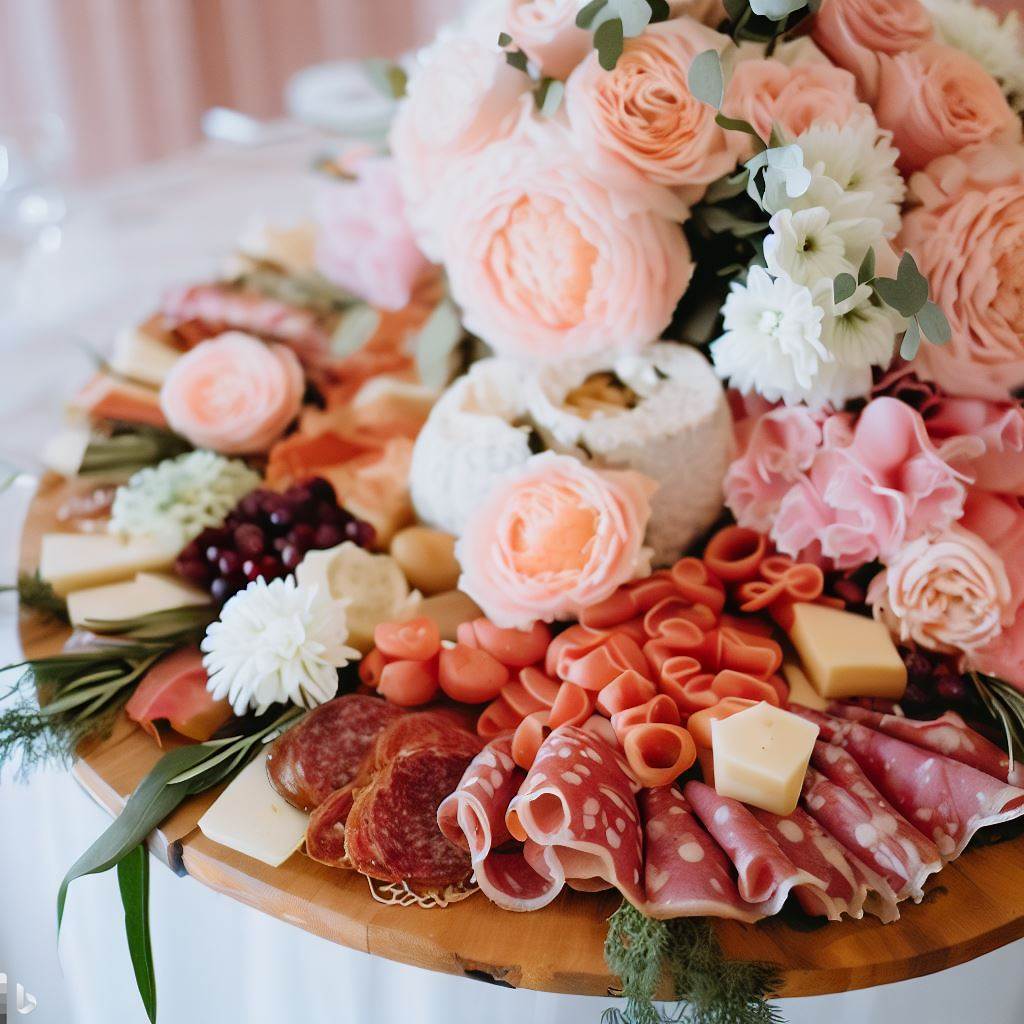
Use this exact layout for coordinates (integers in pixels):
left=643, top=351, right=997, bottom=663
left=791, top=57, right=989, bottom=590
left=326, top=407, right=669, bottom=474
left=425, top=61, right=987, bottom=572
left=18, top=472, right=1024, bottom=999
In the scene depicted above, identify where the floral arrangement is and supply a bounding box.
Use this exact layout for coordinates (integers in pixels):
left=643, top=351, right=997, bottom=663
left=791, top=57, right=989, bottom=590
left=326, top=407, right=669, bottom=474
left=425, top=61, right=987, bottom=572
left=5, top=1, right=1024, bottom=1023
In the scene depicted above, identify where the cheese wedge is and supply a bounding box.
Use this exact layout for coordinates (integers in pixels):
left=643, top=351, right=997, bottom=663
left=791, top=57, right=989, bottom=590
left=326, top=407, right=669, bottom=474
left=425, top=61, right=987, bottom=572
left=109, top=323, right=181, bottom=387
left=198, top=749, right=309, bottom=867
left=781, top=660, right=828, bottom=712
left=42, top=427, right=92, bottom=478
left=67, top=572, right=209, bottom=629
left=39, top=532, right=179, bottom=597
left=787, top=602, right=907, bottom=701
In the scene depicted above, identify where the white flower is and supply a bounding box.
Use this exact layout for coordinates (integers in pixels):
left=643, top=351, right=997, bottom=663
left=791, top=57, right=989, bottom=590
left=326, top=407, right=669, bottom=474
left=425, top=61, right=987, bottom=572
left=764, top=207, right=879, bottom=287
left=110, top=450, right=261, bottom=550
left=710, top=266, right=829, bottom=405
left=749, top=0, right=807, bottom=19
left=748, top=145, right=811, bottom=210
left=925, top=0, right=1024, bottom=113
left=201, top=576, right=360, bottom=716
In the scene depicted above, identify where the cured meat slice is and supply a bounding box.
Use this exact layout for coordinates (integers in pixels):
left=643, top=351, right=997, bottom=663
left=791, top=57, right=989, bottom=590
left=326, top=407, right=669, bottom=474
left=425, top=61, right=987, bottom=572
left=266, top=694, right=405, bottom=811
left=802, top=745, right=941, bottom=901
left=344, top=745, right=477, bottom=888
left=641, top=786, right=765, bottom=922
left=364, top=709, right=481, bottom=773
left=305, top=786, right=356, bottom=867
left=829, top=703, right=1024, bottom=787
left=684, top=781, right=826, bottom=915
left=475, top=846, right=563, bottom=911
left=507, top=726, right=645, bottom=908
left=799, top=708, right=1024, bottom=859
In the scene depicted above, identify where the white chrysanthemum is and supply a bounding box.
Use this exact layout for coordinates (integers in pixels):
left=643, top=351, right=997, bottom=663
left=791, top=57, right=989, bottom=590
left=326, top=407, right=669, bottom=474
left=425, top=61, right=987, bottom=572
left=110, top=450, right=261, bottom=549
left=763, top=207, right=880, bottom=287
left=925, top=0, right=1024, bottom=113
left=711, top=267, right=829, bottom=405
left=201, top=576, right=359, bottom=716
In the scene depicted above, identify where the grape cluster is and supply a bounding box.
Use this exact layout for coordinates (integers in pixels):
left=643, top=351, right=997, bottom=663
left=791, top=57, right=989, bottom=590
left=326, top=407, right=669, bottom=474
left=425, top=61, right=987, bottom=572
left=176, top=477, right=374, bottom=603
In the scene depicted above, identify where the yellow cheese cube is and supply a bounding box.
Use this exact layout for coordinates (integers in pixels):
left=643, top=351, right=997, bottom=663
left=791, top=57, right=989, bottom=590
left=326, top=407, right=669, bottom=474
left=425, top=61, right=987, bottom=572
left=781, top=660, right=828, bottom=712
left=787, top=602, right=907, bottom=700
left=711, top=702, right=819, bottom=816
left=39, top=532, right=179, bottom=597
left=67, top=572, right=209, bottom=629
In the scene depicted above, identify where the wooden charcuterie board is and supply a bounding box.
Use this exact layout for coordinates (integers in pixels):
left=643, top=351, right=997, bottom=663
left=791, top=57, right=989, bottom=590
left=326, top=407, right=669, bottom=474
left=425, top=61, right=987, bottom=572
left=18, top=473, right=1024, bottom=998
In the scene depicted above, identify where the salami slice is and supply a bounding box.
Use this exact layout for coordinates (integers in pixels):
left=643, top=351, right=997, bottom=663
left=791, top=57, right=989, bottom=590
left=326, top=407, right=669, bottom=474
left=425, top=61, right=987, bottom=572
left=507, top=725, right=645, bottom=908
left=641, top=786, right=765, bottom=922
left=684, top=781, right=826, bottom=915
left=305, top=786, right=356, bottom=867
left=802, top=744, right=941, bottom=901
left=799, top=708, right=1024, bottom=859
left=829, top=703, right=1024, bottom=787
left=266, top=694, right=405, bottom=811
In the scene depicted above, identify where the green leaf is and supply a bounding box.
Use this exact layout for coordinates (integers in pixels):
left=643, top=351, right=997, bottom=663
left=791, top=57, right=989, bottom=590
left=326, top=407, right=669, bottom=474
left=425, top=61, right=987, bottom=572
left=81, top=604, right=215, bottom=641
left=874, top=271, right=928, bottom=319
left=701, top=168, right=749, bottom=204
left=896, top=250, right=929, bottom=313
left=505, top=48, right=529, bottom=72
left=118, top=845, right=157, bottom=1023
left=917, top=299, right=951, bottom=345
left=645, top=0, right=671, bottom=22
left=536, top=77, right=565, bottom=117
left=2, top=572, right=69, bottom=622
left=576, top=0, right=609, bottom=28
left=412, top=297, right=465, bottom=392
left=80, top=423, right=192, bottom=477
left=900, top=317, right=922, bottom=360
left=330, top=303, right=382, bottom=358
left=697, top=206, right=768, bottom=238
left=595, top=16, right=624, bottom=71
left=714, top=112, right=766, bottom=146
left=497, top=31, right=512, bottom=46
left=857, top=246, right=875, bottom=285
left=833, top=272, right=857, bottom=306
left=363, top=59, right=407, bottom=99
left=687, top=49, right=724, bottom=109
left=723, top=0, right=747, bottom=18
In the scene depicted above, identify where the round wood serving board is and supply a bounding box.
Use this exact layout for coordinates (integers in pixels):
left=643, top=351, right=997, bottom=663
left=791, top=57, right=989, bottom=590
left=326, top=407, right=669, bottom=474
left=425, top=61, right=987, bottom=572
left=18, top=473, right=1024, bottom=999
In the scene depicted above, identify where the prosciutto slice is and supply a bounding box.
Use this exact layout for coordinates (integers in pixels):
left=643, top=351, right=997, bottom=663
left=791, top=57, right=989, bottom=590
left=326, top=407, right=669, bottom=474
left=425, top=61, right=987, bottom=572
left=507, top=725, right=646, bottom=908
left=799, top=708, right=1024, bottom=859
left=803, top=745, right=941, bottom=901
left=684, top=781, right=827, bottom=915
left=642, top=787, right=765, bottom=922
left=829, top=703, right=1024, bottom=787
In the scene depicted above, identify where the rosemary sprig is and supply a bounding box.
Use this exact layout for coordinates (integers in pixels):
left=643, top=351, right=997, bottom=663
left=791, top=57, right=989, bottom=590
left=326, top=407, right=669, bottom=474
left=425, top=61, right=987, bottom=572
left=80, top=422, right=192, bottom=476
left=603, top=902, right=782, bottom=1024
left=972, top=673, right=1024, bottom=771
left=2, top=572, right=69, bottom=622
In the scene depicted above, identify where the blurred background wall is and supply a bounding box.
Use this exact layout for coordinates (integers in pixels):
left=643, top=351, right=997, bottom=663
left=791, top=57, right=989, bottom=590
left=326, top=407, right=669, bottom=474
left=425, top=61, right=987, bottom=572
left=0, top=0, right=462, bottom=181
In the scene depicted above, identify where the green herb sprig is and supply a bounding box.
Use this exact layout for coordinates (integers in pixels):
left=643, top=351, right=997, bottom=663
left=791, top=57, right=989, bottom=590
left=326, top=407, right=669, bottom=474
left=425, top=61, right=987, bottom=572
left=2, top=572, right=69, bottom=622
left=972, top=673, right=1024, bottom=770
left=80, top=422, right=192, bottom=477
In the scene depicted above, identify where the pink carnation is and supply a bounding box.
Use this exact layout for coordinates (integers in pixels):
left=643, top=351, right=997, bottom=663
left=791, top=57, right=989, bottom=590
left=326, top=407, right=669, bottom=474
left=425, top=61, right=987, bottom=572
left=314, top=155, right=430, bottom=312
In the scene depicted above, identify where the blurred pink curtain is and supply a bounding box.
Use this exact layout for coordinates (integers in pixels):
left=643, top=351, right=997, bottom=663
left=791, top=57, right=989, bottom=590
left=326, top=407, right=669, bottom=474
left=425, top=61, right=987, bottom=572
left=0, top=0, right=464, bottom=180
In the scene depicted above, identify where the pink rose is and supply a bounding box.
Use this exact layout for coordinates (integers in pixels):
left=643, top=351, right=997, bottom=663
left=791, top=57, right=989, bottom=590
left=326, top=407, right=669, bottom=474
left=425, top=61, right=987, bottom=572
left=874, top=44, right=1021, bottom=173
left=772, top=397, right=971, bottom=568
left=900, top=144, right=1024, bottom=400
left=564, top=18, right=747, bottom=200
left=724, top=405, right=824, bottom=532
left=867, top=525, right=1012, bottom=654
left=725, top=53, right=864, bottom=141
left=314, top=155, right=430, bottom=312
left=456, top=452, right=657, bottom=628
left=441, top=121, right=693, bottom=362
left=160, top=332, right=304, bottom=454
left=811, top=0, right=933, bottom=102
left=389, top=29, right=531, bottom=259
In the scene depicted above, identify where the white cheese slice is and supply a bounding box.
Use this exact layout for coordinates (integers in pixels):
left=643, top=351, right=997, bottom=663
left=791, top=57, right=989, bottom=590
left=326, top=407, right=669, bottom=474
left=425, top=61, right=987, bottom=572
left=39, top=531, right=179, bottom=597
left=109, top=325, right=181, bottom=387
left=198, top=749, right=309, bottom=867
left=66, top=571, right=210, bottom=629
left=42, top=427, right=91, bottom=478
left=782, top=660, right=829, bottom=712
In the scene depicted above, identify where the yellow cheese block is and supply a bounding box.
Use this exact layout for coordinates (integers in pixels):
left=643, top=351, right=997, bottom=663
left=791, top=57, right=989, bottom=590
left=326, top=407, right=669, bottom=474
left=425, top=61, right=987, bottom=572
left=66, top=572, right=209, bottom=629
left=782, top=660, right=828, bottom=712
left=417, top=590, right=482, bottom=642
left=711, top=701, right=820, bottom=816
left=39, top=532, right=179, bottom=597
left=109, top=324, right=181, bottom=387
left=787, top=602, right=907, bottom=701
left=198, top=749, right=309, bottom=867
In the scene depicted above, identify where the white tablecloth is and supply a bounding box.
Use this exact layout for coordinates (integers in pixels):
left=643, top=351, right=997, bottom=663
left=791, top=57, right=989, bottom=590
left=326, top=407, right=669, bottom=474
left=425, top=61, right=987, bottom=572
left=1, top=131, right=1021, bottom=1024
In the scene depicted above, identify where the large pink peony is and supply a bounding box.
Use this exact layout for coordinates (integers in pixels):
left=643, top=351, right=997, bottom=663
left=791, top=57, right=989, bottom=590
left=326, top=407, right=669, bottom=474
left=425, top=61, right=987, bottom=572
left=901, top=144, right=1024, bottom=400
left=456, top=452, right=657, bottom=628
left=811, top=0, right=933, bottom=101
left=874, top=44, right=1021, bottom=173
left=314, top=155, right=430, bottom=311
left=564, top=17, right=747, bottom=201
left=440, top=121, right=693, bottom=362
left=160, top=332, right=304, bottom=454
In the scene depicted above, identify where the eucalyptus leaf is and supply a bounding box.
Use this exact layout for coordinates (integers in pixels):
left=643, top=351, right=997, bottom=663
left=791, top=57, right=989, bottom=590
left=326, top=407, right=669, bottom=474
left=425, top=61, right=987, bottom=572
left=505, top=48, right=529, bottom=72
left=917, top=299, right=951, bottom=345
left=595, top=16, right=624, bottom=70
left=723, top=0, right=747, bottom=18
left=874, top=276, right=926, bottom=319
left=701, top=169, right=749, bottom=204
left=715, top=112, right=765, bottom=145
left=118, top=845, right=157, bottom=1023
left=330, top=303, right=382, bottom=358
left=413, top=297, right=465, bottom=392
left=896, top=250, right=929, bottom=313
left=688, top=49, right=724, bottom=109
left=900, top=317, right=922, bottom=361
left=497, top=31, right=512, bottom=46
left=646, top=0, right=671, bottom=21
left=576, top=0, right=609, bottom=27
left=697, top=206, right=768, bottom=238
left=536, top=77, right=565, bottom=117
left=857, top=247, right=875, bottom=285
left=833, top=273, right=857, bottom=306
left=363, top=59, right=407, bottom=99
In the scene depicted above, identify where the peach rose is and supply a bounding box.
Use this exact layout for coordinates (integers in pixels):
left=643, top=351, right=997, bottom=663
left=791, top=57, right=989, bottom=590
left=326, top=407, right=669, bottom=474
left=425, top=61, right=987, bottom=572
left=725, top=52, right=864, bottom=141
left=160, top=332, right=304, bottom=454
left=811, top=0, right=933, bottom=102
left=441, top=121, right=693, bottom=361
left=900, top=144, right=1024, bottom=399
left=565, top=17, right=748, bottom=200
left=868, top=525, right=1012, bottom=654
left=389, top=28, right=531, bottom=259
left=456, top=452, right=657, bottom=628
left=874, top=43, right=1021, bottom=173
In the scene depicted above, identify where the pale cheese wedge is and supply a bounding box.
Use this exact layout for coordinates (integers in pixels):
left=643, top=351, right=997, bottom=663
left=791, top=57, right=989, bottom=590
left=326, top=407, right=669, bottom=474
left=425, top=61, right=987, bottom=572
left=109, top=324, right=181, bottom=387
left=39, top=532, right=179, bottom=597
left=782, top=660, right=828, bottom=712
left=198, top=749, right=309, bottom=867
left=67, top=572, right=209, bottom=629
left=41, top=427, right=91, bottom=478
